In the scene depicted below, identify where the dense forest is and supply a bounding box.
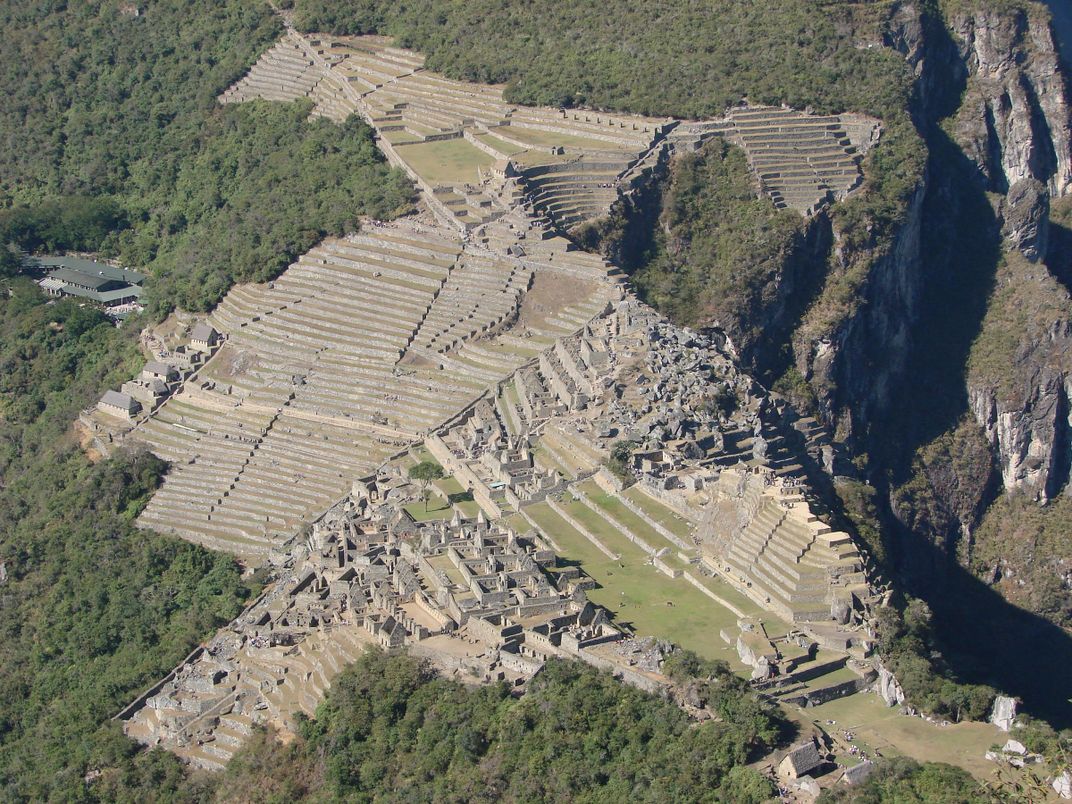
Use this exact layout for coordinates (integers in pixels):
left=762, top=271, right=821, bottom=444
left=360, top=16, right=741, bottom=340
left=72, top=651, right=1024, bottom=803
left=0, top=0, right=408, bottom=797
left=207, top=651, right=784, bottom=803
left=129, top=103, right=413, bottom=314
left=0, top=0, right=414, bottom=313
left=77, top=649, right=993, bottom=804
left=2, top=102, right=413, bottom=313
left=0, top=281, right=260, bottom=800
left=291, top=0, right=909, bottom=120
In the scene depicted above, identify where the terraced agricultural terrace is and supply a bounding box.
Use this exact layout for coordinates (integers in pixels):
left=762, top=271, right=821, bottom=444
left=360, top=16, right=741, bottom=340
left=81, top=23, right=1002, bottom=791
left=671, top=106, right=879, bottom=212
left=105, top=218, right=617, bottom=564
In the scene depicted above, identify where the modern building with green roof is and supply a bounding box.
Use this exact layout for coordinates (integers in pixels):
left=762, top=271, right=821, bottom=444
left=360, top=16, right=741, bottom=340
left=34, top=256, right=144, bottom=308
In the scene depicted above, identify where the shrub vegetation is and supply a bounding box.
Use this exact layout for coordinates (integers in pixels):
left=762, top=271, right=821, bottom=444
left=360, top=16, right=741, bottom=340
left=210, top=651, right=784, bottom=803
left=0, top=282, right=258, bottom=800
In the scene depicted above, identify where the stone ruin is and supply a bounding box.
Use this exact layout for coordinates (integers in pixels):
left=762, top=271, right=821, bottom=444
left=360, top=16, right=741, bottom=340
left=108, top=24, right=894, bottom=770
left=120, top=489, right=624, bottom=769
left=220, top=29, right=672, bottom=233
left=705, top=466, right=871, bottom=643
left=221, top=29, right=876, bottom=224
left=84, top=216, right=619, bottom=564
left=418, top=295, right=883, bottom=665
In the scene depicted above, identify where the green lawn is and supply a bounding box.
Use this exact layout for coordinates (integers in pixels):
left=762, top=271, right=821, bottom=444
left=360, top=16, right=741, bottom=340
left=792, top=692, right=1005, bottom=780
left=504, top=124, right=631, bottom=151
left=504, top=512, right=533, bottom=534
left=509, top=148, right=572, bottom=167
left=526, top=502, right=605, bottom=563
left=435, top=475, right=480, bottom=517
left=523, top=501, right=742, bottom=665
left=559, top=497, right=646, bottom=560
left=473, top=132, right=526, bottom=156
left=436, top=475, right=466, bottom=496
left=404, top=494, right=453, bottom=521
left=407, top=444, right=445, bottom=470
left=622, top=486, right=695, bottom=540
left=576, top=481, right=690, bottom=561
left=426, top=553, right=468, bottom=588
left=482, top=339, right=543, bottom=359
left=398, top=451, right=480, bottom=519
left=381, top=129, right=422, bottom=145
left=791, top=665, right=861, bottom=693
left=394, top=138, right=495, bottom=184
left=689, top=571, right=770, bottom=622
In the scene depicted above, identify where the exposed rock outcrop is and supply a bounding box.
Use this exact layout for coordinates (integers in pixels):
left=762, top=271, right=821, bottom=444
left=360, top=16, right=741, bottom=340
left=949, top=5, right=1072, bottom=197
left=990, top=694, right=1018, bottom=731
left=796, top=3, right=1072, bottom=626
left=816, top=3, right=1072, bottom=448
left=795, top=176, right=927, bottom=444
left=968, top=256, right=1072, bottom=502
left=876, top=663, right=906, bottom=707
left=969, top=365, right=1072, bottom=501
left=1001, top=177, right=1050, bottom=260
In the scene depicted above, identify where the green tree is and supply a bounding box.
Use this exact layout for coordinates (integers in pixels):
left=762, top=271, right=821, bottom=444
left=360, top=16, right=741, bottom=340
left=408, top=459, right=445, bottom=511
left=607, top=439, right=638, bottom=485
left=819, top=757, right=980, bottom=803
left=0, top=279, right=258, bottom=800
left=213, top=651, right=791, bottom=802
left=719, top=766, right=776, bottom=803
left=0, top=244, right=22, bottom=278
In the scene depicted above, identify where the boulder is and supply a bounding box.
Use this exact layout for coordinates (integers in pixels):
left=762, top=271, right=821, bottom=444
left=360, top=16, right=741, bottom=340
left=750, top=656, right=773, bottom=681
left=831, top=596, right=852, bottom=625
left=798, top=776, right=821, bottom=797
left=876, top=664, right=906, bottom=707
left=1053, top=770, right=1072, bottom=800
left=989, top=695, right=1018, bottom=731
left=1002, top=739, right=1027, bottom=755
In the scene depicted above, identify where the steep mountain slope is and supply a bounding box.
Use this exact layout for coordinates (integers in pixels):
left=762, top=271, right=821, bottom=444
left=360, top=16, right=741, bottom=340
left=879, top=1, right=1072, bottom=627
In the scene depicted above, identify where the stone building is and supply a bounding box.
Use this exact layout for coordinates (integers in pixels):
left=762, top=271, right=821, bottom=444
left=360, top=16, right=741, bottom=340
left=98, top=389, right=141, bottom=420
left=142, top=360, right=179, bottom=384
left=190, top=323, right=220, bottom=353
left=778, top=739, right=823, bottom=780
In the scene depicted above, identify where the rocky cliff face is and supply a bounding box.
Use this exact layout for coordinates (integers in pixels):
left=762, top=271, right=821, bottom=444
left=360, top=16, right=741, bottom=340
left=949, top=5, right=1072, bottom=197
left=802, top=3, right=1071, bottom=495
left=788, top=3, right=1072, bottom=621
left=969, top=367, right=1072, bottom=501
left=968, top=256, right=1072, bottom=501
left=1000, top=178, right=1050, bottom=260
left=949, top=5, right=1072, bottom=503
left=796, top=177, right=927, bottom=444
